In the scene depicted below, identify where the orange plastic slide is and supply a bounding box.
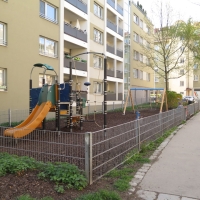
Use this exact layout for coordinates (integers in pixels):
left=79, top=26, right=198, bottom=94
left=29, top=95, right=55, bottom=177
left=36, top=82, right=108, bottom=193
left=4, top=101, right=52, bottom=138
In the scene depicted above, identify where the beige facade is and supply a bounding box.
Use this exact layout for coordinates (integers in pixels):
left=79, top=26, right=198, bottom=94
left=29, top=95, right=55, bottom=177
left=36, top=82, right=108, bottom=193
left=0, top=0, right=59, bottom=110
left=1, top=0, right=158, bottom=111
left=129, top=2, right=154, bottom=101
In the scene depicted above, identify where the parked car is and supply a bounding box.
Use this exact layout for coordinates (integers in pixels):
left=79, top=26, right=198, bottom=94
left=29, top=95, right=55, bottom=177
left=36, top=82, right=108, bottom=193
left=183, top=96, right=195, bottom=103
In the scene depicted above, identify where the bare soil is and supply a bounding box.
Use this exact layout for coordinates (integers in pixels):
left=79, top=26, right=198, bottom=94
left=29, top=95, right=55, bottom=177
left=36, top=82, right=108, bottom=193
left=0, top=108, right=160, bottom=200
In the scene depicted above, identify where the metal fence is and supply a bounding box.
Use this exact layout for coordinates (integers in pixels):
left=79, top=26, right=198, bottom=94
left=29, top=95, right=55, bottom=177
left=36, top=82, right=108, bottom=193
left=0, top=102, right=199, bottom=184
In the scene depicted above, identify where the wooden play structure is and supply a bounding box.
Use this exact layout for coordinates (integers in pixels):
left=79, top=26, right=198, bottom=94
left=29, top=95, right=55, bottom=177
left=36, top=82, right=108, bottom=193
left=123, top=88, right=168, bottom=115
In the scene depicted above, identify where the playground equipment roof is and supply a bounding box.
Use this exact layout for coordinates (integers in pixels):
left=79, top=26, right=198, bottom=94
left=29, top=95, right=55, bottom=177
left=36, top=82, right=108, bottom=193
left=130, top=88, right=164, bottom=91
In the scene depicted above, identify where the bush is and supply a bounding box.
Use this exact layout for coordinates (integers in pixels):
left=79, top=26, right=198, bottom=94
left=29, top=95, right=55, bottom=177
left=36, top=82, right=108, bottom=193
left=166, top=91, right=180, bottom=109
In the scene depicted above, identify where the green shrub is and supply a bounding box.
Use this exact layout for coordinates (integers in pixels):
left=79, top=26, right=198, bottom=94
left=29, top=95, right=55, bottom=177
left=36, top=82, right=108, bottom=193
left=166, top=91, right=180, bottom=109
left=38, top=162, right=87, bottom=190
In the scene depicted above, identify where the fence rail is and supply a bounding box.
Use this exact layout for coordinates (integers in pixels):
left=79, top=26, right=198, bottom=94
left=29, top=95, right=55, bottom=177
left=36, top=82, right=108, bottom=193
left=0, top=102, right=199, bottom=184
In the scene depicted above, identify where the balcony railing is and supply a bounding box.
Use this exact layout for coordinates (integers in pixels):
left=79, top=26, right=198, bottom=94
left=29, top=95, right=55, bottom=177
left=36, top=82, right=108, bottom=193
left=118, top=27, right=123, bottom=36
left=107, top=20, right=117, bottom=32
left=107, top=0, right=115, bottom=9
left=107, top=44, right=115, bottom=54
left=117, top=4, right=123, bottom=16
left=64, top=23, right=87, bottom=42
left=117, top=49, right=123, bottom=58
left=118, top=93, right=122, bottom=100
left=107, top=69, right=114, bottom=77
left=117, top=70, right=123, bottom=79
left=64, top=58, right=87, bottom=71
left=107, top=93, right=116, bottom=101
left=66, top=0, right=87, bottom=14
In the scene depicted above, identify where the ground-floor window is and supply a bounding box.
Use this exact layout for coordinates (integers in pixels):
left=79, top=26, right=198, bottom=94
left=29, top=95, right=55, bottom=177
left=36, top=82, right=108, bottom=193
left=39, top=74, right=55, bottom=87
left=0, top=68, right=7, bottom=91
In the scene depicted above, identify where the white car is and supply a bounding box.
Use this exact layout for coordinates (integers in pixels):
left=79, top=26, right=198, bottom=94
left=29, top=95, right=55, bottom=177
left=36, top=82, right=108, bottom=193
left=183, top=96, right=195, bottom=102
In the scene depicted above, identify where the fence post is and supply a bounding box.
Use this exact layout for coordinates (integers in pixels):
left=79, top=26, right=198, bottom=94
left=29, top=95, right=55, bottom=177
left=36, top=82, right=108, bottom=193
left=135, top=119, right=141, bottom=151
left=85, top=132, right=93, bottom=185
left=88, top=103, right=90, bottom=115
left=113, top=102, right=114, bottom=111
left=8, top=109, right=11, bottom=127
left=159, top=112, right=162, bottom=136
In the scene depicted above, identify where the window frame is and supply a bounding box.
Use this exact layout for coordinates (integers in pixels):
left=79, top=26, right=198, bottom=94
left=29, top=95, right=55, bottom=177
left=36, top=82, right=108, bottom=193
left=194, top=75, right=199, bottom=81
left=193, top=64, right=198, bottom=69
left=180, top=81, right=184, bottom=86
left=134, top=50, right=139, bottom=61
left=134, top=32, right=139, bottom=43
left=93, top=81, right=103, bottom=94
left=133, top=14, right=139, bottom=25
left=155, top=77, right=159, bottom=82
left=40, top=0, right=58, bottom=24
left=139, top=19, right=143, bottom=29
left=0, top=22, right=7, bottom=46
left=93, top=55, right=103, bottom=69
left=133, top=68, right=138, bottom=79
left=94, top=28, right=103, bottom=44
left=39, top=36, right=58, bottom=58
left=94, top=2, right=103, bottom=19
left=39, top=74, right=56, bottom=87
left=0, top=68, right=7, bottom=91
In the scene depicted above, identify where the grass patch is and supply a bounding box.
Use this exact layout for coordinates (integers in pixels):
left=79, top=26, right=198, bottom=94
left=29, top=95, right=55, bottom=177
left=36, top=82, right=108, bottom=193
left=75, top=190, right=121, bottom=200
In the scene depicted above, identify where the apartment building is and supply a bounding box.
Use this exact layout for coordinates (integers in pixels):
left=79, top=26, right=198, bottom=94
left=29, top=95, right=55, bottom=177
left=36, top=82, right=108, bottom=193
left=0, top=0, right=60, bottom=111
left=129, top=1, right=154, bottom=102
left=0, top=0, right=124, bottom=111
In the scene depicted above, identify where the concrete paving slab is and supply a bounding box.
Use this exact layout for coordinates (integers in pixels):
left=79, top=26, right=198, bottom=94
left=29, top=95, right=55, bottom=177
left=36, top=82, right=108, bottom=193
left=136, top=190, right=157, bottom=200
left=139, top=113, right=200, bottom=199
left=157, top=194, right=180, bottom=200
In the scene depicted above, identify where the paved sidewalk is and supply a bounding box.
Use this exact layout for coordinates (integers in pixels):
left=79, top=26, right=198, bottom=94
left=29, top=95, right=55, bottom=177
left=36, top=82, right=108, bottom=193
left=129, top=113, right=200, bottom=200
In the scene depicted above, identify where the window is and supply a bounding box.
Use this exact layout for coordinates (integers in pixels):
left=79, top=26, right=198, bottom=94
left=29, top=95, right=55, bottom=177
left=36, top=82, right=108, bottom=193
left=133, top=14, right=139, bottom=25
left=146, top=42, right=150, bottom=49
left=39, top=36, right=58, bottom=57
left=93, top=55, right=103, bottom=69
left=94, top=29, right=103, bottom=44
left=194, top=64, right=198, bottom=69
left=139, top=36, right=143, bottom=45
left=133, top=68, right=138, bottom=78
left=139, top=53, right=143, bottom=62
left=179, top=69, right=184, bottom=75
left=134, top=32, right=139, bottom=43
left=154, top=45, right=159, bottom=51
left=194, top=75, right=199, bottom=81
left=94, top=2, right=103, bottom=19
left=180, top=58, right=184, bottom=63
left=0, top=22, right=7, bottom=45
left=146, top=26, right=151, bottom=35
left=139, top=19, right=143, bottom=29
left=40, top=0, right=57, bottom=23
left=147, top=73, right=150, bottom=81
left=134, top=50, right=139, bottom=60
left=180, top=81, right=184, bottom=86
left=0, top=68, right=7, bottom=91
left=146, top=57, right=150, bottom=66
left=39, top=74, right=55, bottom=87
left=94, top=82, right=102, bottom=94
left=155, top=77, right=159, bottom=82
left=139, top=70, right=143, bottom=79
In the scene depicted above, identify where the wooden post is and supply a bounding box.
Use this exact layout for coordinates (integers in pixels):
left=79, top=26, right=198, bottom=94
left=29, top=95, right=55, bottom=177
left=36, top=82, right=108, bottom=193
left=160, top=89, right=166, bottom=113
left=123, top=90, right=130, bottom=115
left=129, top=90, right=135, bottom=113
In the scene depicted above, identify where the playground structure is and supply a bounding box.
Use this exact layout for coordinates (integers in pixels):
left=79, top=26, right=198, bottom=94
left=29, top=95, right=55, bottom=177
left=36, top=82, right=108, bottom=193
left=4, top=52, right=108, bottom=138
left=123, top=88, right=167, bottom=115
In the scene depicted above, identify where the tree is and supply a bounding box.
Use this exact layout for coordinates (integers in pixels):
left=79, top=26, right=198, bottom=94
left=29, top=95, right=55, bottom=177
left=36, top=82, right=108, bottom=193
left=142, top=2, right=200, bottom=92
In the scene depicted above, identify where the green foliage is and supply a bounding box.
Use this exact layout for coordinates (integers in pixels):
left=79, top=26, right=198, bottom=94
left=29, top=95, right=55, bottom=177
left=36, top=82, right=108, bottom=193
left=124, top=153, right=150, bottom=165
left=113, top=175, right=132, bottom=191
left=54, top=184, right=65, bottom=193
left=0, top=153, right=87, bottom=193
left=38, top=162, right=87, bottom=190
left=0, top=153, right=37, bottom=176
left=106, top=167, right=134, bottom=178
left=16, top=194, right=36, bottom=200
left=76, top=190, right=121, bottom=200
left=166, top=91, right=180, bottom=109
left=0, top=121, right=23, bottom=127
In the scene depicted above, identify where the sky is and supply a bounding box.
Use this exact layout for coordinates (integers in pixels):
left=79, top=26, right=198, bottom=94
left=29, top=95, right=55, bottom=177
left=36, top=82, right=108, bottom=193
left=134, top=0, right=200, bottom=27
